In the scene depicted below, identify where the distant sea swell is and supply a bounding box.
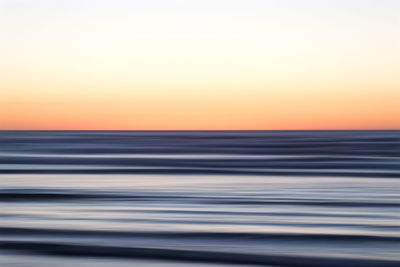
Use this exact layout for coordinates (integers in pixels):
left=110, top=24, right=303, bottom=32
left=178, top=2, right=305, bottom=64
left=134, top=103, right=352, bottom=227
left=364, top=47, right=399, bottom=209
left=1, top=130, right=399, bottom=177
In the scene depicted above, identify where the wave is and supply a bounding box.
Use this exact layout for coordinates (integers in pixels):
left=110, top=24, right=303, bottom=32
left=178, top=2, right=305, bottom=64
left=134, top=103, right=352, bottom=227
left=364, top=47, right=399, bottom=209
left=1, top=167, right=400, bottom=178
left=2, top=227, right=400, bottom=242
left=1, top=130, right=399, bottom=177
left=1, top=131, right=400, bottom=265
left=1, top=240, right=399, bottom=267
left=1, top=190, right=399, bottom=207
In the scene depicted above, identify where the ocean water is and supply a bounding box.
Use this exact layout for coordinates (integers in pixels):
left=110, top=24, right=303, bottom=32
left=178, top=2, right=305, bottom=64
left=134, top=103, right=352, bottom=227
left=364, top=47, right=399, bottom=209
left=0, top=130, right=399, bottom=266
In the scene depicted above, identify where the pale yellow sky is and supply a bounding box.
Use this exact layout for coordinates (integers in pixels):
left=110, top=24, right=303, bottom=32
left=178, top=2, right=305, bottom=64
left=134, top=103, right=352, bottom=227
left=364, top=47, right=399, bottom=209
left=1, top=0, right=399, bottom=130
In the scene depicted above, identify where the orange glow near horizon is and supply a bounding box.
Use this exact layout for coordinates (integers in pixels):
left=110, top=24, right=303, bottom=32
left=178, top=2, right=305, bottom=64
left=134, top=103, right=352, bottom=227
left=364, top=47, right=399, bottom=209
left=1, top=0, right=399, bottom=130
left=2, top=83, right=399, bottom=130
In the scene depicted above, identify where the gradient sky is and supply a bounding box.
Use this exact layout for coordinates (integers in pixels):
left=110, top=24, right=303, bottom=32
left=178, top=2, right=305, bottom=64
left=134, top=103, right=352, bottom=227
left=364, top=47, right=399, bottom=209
left=1, top=0, right=399, bottom=130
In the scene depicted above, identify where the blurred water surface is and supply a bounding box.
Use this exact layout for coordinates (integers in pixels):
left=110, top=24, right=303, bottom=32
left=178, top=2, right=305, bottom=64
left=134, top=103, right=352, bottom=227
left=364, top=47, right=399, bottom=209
left=0, top=131, right=399, bottom=266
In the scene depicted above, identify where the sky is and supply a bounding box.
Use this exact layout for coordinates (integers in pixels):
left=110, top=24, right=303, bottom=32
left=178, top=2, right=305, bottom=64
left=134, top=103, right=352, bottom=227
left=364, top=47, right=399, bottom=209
left=0, top=0, right=399, bottom=130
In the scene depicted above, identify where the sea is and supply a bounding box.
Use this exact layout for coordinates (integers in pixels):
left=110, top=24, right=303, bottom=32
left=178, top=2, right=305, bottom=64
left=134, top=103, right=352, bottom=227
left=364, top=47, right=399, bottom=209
left=0, top=130, right=399, bottom=266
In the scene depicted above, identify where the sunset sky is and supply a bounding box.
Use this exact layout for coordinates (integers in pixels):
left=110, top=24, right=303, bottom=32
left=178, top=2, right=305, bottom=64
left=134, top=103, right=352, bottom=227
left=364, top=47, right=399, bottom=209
left=1, top=0, right=399, bottom=130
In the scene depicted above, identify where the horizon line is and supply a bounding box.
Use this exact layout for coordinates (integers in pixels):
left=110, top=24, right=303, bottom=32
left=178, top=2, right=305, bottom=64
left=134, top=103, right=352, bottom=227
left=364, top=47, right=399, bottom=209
left=1, top=129, right=399, bottom=132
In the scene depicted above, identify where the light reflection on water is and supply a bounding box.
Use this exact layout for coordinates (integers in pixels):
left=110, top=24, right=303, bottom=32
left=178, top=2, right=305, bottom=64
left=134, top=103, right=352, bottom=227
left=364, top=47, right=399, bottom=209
left=0, top=131, right=399, bottom=266
left=0, top=174, right=399, bottom=266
